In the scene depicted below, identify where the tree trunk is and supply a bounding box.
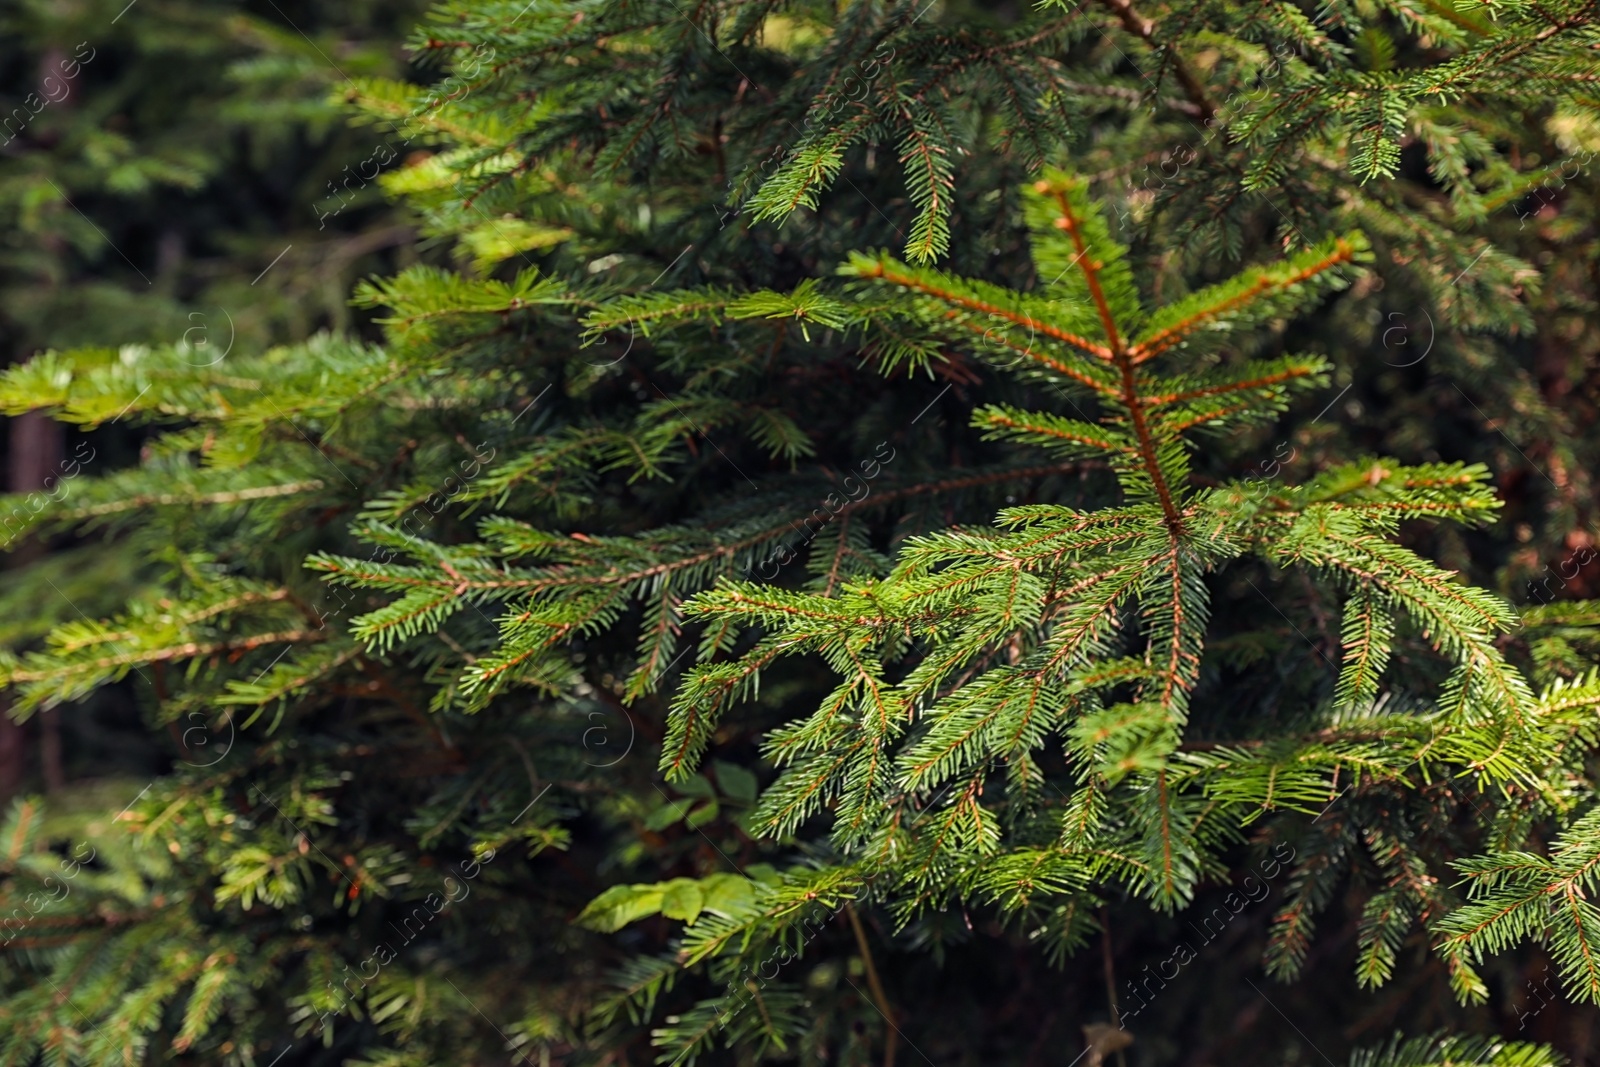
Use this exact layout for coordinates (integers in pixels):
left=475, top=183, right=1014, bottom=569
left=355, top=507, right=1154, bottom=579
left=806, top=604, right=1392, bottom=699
left=0, top=410, right=64, bottom=796
left=0, top=47, right=77, bottom=799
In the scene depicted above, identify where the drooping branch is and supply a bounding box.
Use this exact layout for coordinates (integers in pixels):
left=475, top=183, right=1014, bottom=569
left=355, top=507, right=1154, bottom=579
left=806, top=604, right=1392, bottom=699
left=1096, top=0, right=1217, bottom=124
left=944, top=315, right=1122, bottom=399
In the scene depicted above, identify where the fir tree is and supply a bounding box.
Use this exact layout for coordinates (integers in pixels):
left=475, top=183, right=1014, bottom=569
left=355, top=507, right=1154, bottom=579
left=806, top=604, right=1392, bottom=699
left=0, top=0, right=1597, bottom=1064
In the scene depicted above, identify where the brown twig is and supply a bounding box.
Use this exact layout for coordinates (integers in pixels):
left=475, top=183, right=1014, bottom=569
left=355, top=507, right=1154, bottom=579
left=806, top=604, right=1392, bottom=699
left=1045, top=182, right=1184, bottom=531
left=1096, top=0, right=1217, bottom=124
left=846, top=904, right=898, bottom=1067
left=1100, top=905, right=1129, bottom=1067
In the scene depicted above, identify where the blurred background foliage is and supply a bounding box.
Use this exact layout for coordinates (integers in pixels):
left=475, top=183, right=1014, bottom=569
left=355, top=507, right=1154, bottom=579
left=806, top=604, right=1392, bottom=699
left=0, top=0, right=430, bottom=788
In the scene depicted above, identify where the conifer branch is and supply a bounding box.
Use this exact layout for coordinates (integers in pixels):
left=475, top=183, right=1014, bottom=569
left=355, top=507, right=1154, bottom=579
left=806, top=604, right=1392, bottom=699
left=852, top=262, right=1114, bottom=360
left=1129, top=239, right=1363, bottom=365
left=1095, top=0, right=1218, bottom=124
left=1044, top=188, right=1125, bottom=355
left=5, top=11, right=1592, bottom=1053
left=1038, top=179, right=1183, bottom=529
left=944, top=316, right=1122, bottom=398
left=1142, top=365, right=1322, bottom=408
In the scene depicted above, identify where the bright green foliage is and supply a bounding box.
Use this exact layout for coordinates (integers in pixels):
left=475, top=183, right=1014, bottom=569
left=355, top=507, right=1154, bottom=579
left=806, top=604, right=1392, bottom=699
left=529, top=176, right=1600, bottom=1059
left=1437, top=805, right=1600, bottom=1004
left=1, top=0, right=1599, bottom=1064
left=1345, top=1033, right=1562, bottom=1067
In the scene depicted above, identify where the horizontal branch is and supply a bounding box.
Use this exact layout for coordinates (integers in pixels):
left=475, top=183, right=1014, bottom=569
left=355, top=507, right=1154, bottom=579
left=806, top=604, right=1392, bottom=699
left=855, top=262, right=1114, bottom=360
left=1129, top=239, right=1361, bottom=365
